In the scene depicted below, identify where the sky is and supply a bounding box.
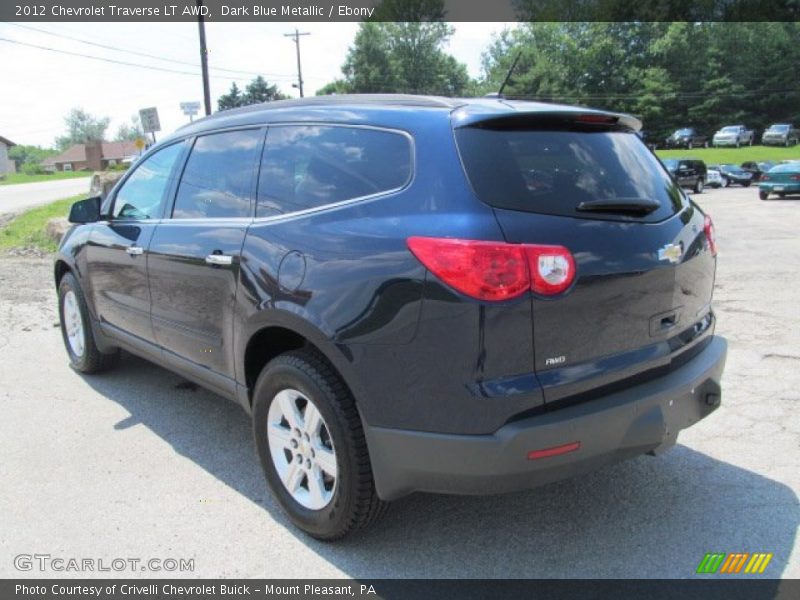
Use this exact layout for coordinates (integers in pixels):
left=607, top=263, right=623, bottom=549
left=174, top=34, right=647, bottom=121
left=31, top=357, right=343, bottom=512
left=0, top=22, right=517, bottom=148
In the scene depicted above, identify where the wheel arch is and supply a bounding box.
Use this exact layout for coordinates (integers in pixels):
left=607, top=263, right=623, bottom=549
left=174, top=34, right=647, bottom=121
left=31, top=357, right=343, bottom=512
left=240, top=313, right=365, bottom=416
left=54, top=258, right=73, bottom=287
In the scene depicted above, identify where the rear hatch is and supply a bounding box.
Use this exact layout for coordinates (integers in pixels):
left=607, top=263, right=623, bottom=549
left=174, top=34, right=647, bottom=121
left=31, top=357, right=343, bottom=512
left=455, top=112, right=717, bottom=405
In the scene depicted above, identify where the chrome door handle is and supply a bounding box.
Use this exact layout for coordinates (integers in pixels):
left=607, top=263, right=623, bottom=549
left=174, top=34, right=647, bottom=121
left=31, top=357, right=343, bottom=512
left=126, top=246, right=144, bottom=256
left=205, top=254, right=233, bottom=266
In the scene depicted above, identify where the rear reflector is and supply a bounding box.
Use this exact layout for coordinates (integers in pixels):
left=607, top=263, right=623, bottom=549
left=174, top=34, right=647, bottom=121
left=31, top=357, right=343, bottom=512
left=407, top=237, right=576, bottom=301
left=527, top=441, right=581, bottom=460
left=703, top=215, right=717, bottom=257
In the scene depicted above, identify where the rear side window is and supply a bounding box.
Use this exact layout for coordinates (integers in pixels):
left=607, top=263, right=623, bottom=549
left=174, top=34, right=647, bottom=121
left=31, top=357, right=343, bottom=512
left=172, top=129, right=263, bottom=219
left=257, top=125, right=411, bottom=216
left=455, top=125, right=682, bottom=221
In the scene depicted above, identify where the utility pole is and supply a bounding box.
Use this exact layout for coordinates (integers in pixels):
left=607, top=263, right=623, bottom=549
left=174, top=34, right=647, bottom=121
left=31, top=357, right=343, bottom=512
left=197, top=0, right=212, bottom=116
left=284, top=28, right=310, bottom=97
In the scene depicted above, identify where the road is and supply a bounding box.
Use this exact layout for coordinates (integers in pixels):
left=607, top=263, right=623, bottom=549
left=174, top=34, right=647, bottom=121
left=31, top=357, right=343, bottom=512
left=0, top=185, right=797, bottom=579
left=0, top=177, right=91, bottom=215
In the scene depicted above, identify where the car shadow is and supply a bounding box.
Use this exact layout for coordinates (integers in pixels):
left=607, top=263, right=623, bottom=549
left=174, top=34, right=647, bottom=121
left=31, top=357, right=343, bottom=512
left=83, top=353, right=799, bottom=579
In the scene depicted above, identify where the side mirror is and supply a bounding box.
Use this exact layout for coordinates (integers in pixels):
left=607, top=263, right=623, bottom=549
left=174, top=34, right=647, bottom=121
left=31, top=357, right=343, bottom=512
left=68, top=196, right=101, bottom=224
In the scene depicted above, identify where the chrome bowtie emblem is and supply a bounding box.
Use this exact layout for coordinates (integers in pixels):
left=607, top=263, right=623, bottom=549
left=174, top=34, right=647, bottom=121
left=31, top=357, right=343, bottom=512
left=658, top=243, right=683, bottom=264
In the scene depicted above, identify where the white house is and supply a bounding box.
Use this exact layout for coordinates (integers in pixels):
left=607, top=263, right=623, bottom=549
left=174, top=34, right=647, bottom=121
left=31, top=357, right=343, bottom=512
left=0, top=135, right=16, bottom=176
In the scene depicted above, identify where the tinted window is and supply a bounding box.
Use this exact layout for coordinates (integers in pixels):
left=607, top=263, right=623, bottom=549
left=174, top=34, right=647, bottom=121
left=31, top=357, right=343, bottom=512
left=257, top=125, right=411, bottom=216
left=455, top=126, right=682, bottom=221
left=113, top=143, right=183, bottom=220
left=172, top=129, right=262, bottom=219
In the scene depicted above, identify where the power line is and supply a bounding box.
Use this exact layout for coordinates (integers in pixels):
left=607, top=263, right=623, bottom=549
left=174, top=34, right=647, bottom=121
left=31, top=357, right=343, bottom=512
left=3, top=23, right=299, bottom=80
left=0, top=36, right=263, bottom=81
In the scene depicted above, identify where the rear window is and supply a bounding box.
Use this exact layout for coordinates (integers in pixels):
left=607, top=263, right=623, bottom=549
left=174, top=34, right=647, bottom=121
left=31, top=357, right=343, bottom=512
left=455, top=125, right=682, bottom=221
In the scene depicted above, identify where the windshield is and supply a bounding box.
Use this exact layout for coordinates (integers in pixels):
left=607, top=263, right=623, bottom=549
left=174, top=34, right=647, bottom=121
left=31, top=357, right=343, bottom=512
left=720, top=126, right=740, bottom=133
left=768, top=124, right=790, bottom=132
left=674, top=128, right=692, bottom=136
left=455, top=125, right=682, bottom=222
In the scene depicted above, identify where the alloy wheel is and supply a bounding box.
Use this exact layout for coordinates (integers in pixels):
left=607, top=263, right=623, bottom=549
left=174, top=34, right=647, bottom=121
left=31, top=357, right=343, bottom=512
left=62, top=290, right=85, bottom=358
left=266, top=388, right=337, bottom=510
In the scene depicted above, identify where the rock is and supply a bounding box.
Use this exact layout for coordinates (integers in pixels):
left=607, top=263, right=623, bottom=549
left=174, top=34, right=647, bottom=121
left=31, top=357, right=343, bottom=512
left=89, top=171, right=125, bottom=199
left=46, top=217, right=70, bottom=244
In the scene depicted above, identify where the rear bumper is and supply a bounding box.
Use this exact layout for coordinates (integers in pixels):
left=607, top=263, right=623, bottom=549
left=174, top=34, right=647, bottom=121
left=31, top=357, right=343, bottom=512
left=366, top=335, right=727, bottom=501
left=760, top=182, right=800, bottom=193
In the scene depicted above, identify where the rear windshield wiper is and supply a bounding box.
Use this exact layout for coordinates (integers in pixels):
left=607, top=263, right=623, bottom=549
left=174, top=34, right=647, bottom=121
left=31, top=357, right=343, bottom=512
left=576, top=198, right=660, bottom=216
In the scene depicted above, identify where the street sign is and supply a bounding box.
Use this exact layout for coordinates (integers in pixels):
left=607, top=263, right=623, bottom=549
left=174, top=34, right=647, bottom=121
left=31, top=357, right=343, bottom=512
left=138, top=107, right=161, bottom=133
left=180, top=101, right=201, bottom=117
left=134, top=137, right=145, bottom=151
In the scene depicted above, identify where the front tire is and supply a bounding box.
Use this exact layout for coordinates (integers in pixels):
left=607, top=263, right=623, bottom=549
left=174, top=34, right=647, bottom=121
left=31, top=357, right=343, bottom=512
left=759, top=190, right=769, bottom=200
left=722, top=177, right=730, bottom=188
left=58, top=272, right=119, bottom=373
left=252, top=350, right=387, bottom=540
left=694, top=178, right=704, bottom=193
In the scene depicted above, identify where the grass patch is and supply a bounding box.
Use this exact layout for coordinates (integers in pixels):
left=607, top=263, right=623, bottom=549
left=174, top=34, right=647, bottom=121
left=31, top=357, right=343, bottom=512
left=0, top=171, right=91, bottom=186
left=0, top=195, right=82, bottom=253
left=656, top=145, right=800, bottom=165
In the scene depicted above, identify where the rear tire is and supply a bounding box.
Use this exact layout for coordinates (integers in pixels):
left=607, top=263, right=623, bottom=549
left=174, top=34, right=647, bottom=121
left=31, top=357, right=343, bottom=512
left=694, top=178, right=704, bottom=194
left=252, top=349, right=388, bottom=540
left=743, top=181, right=751, bottom=187
left=704, top=141, right=709, bottom=148
left=722, top=177, right=730, bottom=188
left=778, top=193, right=786, bottom=198
left=759, top=190, right=769, bottom=200
left=58, top=272, right=119, bottom=373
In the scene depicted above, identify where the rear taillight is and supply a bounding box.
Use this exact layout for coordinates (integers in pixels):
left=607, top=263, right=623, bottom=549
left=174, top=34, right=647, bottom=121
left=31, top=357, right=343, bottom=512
left=704, top=215, right=717, bottom=257
left=791, top=175, right=800, bottom=181
left=761, top=175, right=770, bottom=181
left=407, top=237, right=576, bottom=301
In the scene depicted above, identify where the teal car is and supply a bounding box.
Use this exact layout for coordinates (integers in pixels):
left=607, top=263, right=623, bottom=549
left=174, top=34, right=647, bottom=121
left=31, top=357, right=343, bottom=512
left=759, top=163, right=800, bottom=200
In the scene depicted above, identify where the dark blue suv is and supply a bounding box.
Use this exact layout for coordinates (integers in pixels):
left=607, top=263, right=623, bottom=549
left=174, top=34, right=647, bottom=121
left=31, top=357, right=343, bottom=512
left=56, top=95, right=727, bottom=539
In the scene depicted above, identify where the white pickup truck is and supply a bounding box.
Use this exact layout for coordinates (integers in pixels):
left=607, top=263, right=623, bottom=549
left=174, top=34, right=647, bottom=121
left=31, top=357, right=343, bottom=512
left=712, top=125, right=754, bottom=147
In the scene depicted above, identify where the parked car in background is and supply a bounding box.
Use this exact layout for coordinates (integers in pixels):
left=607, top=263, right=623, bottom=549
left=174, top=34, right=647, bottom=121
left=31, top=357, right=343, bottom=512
left=662, top=158, right=707, bottom=192
left=712, top=125, right=754, bottom=147
left=664, top=128, right=709, bottom=149
left=761, top=123, right=799, bottom=146
left=711, top=164, right=754, bottom=186
left=705, top=168, right=724, bottom=188
left=759, top=163, right=800, bottom=199
left=741, top=161, right=775, bottom=182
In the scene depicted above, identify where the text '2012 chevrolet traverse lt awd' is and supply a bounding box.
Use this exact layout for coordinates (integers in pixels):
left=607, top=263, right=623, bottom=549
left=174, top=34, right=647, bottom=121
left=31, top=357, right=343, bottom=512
left=56, top=95, right=727, bottom=540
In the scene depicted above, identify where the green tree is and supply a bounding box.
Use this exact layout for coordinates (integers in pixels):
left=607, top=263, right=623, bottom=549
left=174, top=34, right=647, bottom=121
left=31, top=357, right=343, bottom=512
left=479, top=22, right=800, bottom=140
left=114, top=115, right=144, bottom=142
left=8, top=144, right=57, bottom=174
left=218, top=82, right=245, bottom=111
left=342, top=22, right=399, bottom=93
left=55, top=108, right=110, bottom=150
left=337, top=20, right=470, bottom=96
left=316, top=79, right=352, bottom=96
left=244, top=76, right=289, bottom=104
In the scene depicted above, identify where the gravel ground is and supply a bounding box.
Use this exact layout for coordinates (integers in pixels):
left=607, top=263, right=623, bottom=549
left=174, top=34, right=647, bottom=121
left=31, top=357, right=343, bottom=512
left=0, top=185, right=797, bottom=579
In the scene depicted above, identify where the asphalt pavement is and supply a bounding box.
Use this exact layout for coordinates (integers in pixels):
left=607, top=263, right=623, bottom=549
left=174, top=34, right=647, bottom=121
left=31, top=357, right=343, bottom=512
left=0, top=185, right=797, bottom=579
left=0, top=177, right=91, bottom=216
